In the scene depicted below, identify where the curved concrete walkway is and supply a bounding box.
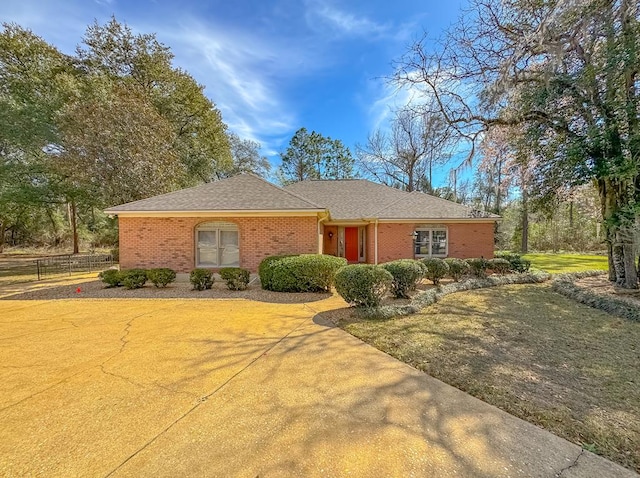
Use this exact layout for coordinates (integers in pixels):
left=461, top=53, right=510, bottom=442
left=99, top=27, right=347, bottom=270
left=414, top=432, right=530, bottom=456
left=0, top=291, right=636, bottom=477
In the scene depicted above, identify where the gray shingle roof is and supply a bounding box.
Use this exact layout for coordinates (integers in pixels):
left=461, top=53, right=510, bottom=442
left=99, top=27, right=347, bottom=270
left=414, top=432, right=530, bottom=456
left=284, top=179, right=407, bottom=220
left=284, top=179, right=495, bottom=220
left=374, top=191, right=497, bottom=219
left=105, top=173, right=324, bottom=213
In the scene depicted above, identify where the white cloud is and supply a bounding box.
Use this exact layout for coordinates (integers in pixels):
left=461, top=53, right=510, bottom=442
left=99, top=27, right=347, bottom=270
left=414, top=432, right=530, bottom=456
left=305, top=1, right=391, bottom=38
left=141, top=18, right=328, bottom=153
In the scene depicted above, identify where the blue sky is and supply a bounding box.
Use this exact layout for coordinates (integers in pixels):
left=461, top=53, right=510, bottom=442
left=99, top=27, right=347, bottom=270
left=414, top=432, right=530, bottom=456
left=1, top=0, right=467, bottom=185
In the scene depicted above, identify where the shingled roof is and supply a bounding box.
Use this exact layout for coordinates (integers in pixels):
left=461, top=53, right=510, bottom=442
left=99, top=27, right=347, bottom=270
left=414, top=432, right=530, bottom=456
left=284, top=179, right=494, bottom=220
left=106, top=174, right=497, bottom=220
left=105, top=174, right=323, bottom=213
left=284, top=179, right=407, bottom=220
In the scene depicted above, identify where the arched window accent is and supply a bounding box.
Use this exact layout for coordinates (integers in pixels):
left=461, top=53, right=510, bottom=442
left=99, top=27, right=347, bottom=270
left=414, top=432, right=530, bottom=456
left=195, top=221, right=239, bottom=267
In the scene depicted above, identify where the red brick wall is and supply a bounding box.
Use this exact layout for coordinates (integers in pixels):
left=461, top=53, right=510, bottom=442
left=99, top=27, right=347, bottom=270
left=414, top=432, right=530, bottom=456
left=118, top=216, right=318, bottom=272
left=375, top=222, right=495, bottom=263
left=377, top=223, right=415, bottom=263
left=447, top=223, right=495, bottom=259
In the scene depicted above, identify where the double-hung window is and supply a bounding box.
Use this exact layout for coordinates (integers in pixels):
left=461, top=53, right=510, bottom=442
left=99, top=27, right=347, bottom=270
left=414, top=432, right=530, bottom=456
left=414, top=228, right=447, bottom=258
left=196, top=222, right=239, bottom=267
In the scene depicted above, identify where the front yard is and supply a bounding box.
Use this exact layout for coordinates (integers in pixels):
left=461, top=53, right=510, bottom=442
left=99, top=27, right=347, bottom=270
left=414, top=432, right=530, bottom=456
left=336, top=283, right=640, bottom=472
left=523, top=252, right=608, bottom=273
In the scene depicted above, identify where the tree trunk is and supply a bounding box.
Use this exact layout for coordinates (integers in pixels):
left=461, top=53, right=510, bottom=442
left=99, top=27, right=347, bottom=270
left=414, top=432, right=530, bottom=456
left=68, top=200, right=79, bottom=254
left=618, top=227, right=638, bottom=288
left=0, top=220, right=5, bottom=254
left=521, top=188, right=529, bottom=254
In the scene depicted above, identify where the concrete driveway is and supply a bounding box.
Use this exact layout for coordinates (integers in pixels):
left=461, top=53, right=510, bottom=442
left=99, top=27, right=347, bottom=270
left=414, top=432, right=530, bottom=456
left=0, top=293, right=635, bottom=477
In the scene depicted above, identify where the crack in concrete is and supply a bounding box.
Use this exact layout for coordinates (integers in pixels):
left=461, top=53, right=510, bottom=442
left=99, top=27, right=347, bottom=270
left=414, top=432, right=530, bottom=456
left=103, top=314, right=311, bottom=477
left=555, top=449, right=585, bottom=477
left=62, top=318, right=79, bottom=328
left=0, top=306, right=171, bottom=414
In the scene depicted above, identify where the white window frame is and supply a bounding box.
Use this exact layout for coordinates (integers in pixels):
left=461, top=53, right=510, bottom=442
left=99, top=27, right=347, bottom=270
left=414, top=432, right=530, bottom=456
left=195, top=221, right=239, bottom=267
left=414, top=228, right=448, bottom=258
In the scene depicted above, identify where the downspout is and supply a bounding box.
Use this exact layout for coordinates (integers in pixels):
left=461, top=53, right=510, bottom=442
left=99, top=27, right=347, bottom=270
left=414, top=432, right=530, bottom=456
left=374, top=219, right=379, bottom=265
left=317, top=214, right=328, bottom=254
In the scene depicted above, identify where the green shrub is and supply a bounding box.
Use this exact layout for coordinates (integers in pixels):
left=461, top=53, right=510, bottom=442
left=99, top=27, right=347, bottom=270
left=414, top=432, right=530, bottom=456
left=488, top=258, right=511, bottom=275
left=99, top=269, right=122, bottom=287
left=421, top=257, right=450, bottom=285
left=467, top=258, right=489, bottom=278
left=146, top=268, right=176, bottom=288
left=120, top=269, right=148, bottom=289
left=269, top=254, right=347, bottom=292
left=444, top=258, right=470, bottom=282
left=495, top=251, right=531, bottom=273
left=380, top=259, right=424, bottom=298
left=190, top=268, right=214, bottom=291
left=258, top=255, right=297, bottom=291
left=334, top=264, right=393, bottom=308
left=219, top=267, right=250, bottom=291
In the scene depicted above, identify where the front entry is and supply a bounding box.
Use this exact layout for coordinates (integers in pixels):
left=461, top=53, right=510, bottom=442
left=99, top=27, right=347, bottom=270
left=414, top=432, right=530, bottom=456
left=344, top=227, right=359, bottom=262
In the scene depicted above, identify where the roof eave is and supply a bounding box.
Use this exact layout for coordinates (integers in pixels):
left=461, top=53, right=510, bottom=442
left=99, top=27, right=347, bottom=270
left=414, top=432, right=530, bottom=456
left=105, top=209, right=327, bottom=218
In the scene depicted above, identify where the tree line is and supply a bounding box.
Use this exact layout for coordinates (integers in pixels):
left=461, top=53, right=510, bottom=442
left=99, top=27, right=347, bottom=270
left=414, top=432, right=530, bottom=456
left=3, top=2, right=637, bottom=288
left=0, top=18, right=268, bottom=253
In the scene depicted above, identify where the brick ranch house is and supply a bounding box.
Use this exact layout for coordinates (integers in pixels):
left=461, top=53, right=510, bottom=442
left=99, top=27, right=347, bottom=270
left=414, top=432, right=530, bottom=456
left=105, top=173, right=499, bottom=272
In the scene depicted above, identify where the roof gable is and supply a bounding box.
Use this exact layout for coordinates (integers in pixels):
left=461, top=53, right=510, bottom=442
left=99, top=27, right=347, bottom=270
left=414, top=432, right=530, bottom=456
left=105, top=173, right=324, bottom=213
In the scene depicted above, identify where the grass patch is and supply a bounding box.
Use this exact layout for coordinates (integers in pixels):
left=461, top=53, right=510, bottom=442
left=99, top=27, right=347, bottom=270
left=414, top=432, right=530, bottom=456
left=338, top=283, right=640, bottom=472
left=522, top=253, right=608, bottom=273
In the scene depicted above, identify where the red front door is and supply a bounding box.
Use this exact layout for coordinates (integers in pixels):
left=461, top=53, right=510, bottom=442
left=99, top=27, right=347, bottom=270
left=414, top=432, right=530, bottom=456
left=345, top=227, right=359, bottom=262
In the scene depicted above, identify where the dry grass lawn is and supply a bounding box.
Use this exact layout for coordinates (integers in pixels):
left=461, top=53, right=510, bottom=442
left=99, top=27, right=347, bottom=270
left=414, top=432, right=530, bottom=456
left=338, top=283, right=640, bottom=472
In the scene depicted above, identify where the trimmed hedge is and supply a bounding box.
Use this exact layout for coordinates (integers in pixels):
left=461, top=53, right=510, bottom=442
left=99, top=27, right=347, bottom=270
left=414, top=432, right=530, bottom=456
left=220, top=267, right=250, bottom=290
left=488, top=258, right=511, bottom=275
left=99, top=269, right=122, bottom=287
left=190, top=268, right=214, bottom=291
left=334, top=264, right=393, bottom=307
left=146, top=268, right=176, bottom=288
left=421, top=257, right=449, bottom=285
left=258, top=255, right=296, bottom=291
left=467, top=257, right=489, bottom=278
left=120, top=269, right=148, bottom=289
left=495, top=251, right=531, bottom=273
left=270, top=254, right=347, bottom=292
left=444, top=258, right=470, bottom=282
left=381, top=259, right=424, bottom=299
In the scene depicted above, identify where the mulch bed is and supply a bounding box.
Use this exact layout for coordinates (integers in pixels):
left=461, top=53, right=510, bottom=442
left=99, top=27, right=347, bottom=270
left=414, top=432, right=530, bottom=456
left=575, top=274, right=640, bottom=307
left=1, top=279, right=331, bottom=304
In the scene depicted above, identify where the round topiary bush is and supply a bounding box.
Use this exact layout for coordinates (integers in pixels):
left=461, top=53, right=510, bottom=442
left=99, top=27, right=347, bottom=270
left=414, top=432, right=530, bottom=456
left=146, top=268, right=177, bottom=288
left=444, top=258, right=470, bottom=282
left=495, top=252, right=531, bottom=273
left=120, top=269, right=148, bottom=289
left=190, top=268, right=214, bottom=291
left=421, top=257, right=450, bottom=285
left=466, top=258, right=489, bottom=278
left=219, top=267, right=250, bottom=290
left=487, top=258, right=511, bottom=275
left=269, top=254, right=348, bottom=292
left=380, top=259, right=424, bottom=298
left=99, top=269, right=122, bottom=288
left=258, top=255, right=297, bottom=291
left=334, top=264, right=393, bottom=307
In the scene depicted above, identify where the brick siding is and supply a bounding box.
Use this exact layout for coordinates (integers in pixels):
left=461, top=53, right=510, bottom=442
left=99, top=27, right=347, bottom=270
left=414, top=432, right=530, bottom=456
left=118, top=216, right=318, bottom=272
left=375, top=222, right=495, bottom=263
